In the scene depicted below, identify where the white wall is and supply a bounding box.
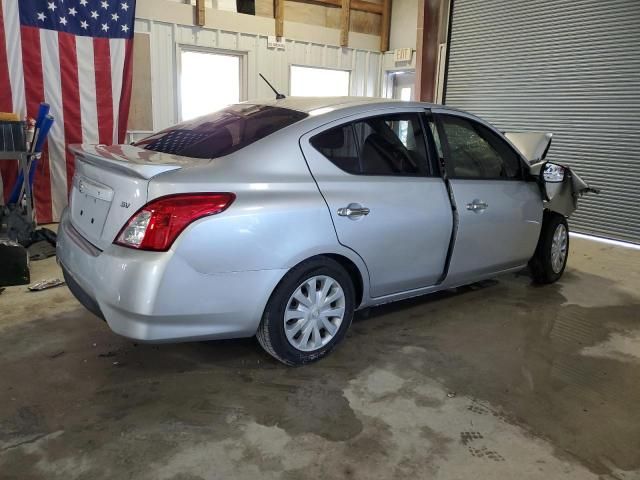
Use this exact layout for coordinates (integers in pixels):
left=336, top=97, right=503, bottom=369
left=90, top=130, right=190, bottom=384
left=132, top=0, right=383, bottom=135
left=389, top=0, right=418, bottom=50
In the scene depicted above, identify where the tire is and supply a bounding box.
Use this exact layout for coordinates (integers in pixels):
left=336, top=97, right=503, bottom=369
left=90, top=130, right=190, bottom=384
left=529, top=212, right=569, bottom=284
left=256, top=257, right=355, bottom=366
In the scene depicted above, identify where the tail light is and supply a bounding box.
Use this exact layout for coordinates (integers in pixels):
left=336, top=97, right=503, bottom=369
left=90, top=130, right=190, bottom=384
left=114, top=193, right=235, bottom=251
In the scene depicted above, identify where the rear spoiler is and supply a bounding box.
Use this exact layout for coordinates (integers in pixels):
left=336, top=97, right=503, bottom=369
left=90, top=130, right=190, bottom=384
left=70, top=144, right=185, bottom=180
left=504, top=132, right=553, bottom=164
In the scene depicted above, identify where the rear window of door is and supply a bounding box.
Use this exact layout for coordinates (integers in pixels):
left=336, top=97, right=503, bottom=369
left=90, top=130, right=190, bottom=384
left=135, top=104, right=307, bottom=159
left=437, top=114, right=522, bottom=180
left=310, top=113, right=430, bottom=176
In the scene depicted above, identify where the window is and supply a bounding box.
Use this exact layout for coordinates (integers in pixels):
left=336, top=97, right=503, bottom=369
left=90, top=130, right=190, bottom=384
left=311, top=124, right=360, bottom=173
left=310, top=113, right=428, bottom=176
left=180, top=50, right=241, bottom=121
left=135, top=104, right=307, bottom=159
left=353, top=115, right=427, bottom=175
left=290, top=66, right=350, bottom=97
left=439, top=115, right=522, bottom=179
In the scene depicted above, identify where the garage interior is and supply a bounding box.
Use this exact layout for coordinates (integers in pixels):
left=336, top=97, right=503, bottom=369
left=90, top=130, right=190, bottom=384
left=1, top=0, right=639, bottom=479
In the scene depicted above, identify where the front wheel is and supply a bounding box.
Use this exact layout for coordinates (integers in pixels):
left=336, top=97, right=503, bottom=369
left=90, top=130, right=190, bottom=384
left=529, top=212, right=569, bottom=284
left=256, top=257, right=355, bottom=366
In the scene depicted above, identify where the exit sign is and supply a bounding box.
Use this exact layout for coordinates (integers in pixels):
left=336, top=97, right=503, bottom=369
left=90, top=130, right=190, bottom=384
left=394, top=48, right=413, bottom=63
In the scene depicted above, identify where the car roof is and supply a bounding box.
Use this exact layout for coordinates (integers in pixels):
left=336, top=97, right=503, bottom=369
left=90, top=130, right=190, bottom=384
left=247, top=96, right=443, bottom=114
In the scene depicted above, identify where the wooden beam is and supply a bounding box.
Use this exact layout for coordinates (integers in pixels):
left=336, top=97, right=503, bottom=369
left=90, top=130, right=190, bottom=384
left=380, top=0, right=391, bottom=52
left=195, top=0, right=205, bottom=26
left=351, top=0, right=382, bottom=14
left=416, top=0, right=448, bottom=102
left=340, top=0, right=351, bottom=47
left=351, top=0, right=382, bottom=15
left=288, top=0, right=383, bottom=15
left=275, top=0, right=284, bottom=37
left=277, top=0, right=387, bottom=49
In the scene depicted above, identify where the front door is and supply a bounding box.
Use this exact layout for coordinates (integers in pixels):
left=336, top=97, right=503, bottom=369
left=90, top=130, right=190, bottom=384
left=431, top=111, right=543, bottom=285
left=300, top=109, right=453, bottom=298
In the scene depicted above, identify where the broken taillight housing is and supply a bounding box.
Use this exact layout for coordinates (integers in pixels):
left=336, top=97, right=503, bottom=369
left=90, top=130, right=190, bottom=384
left=114, top=193, right=235, bottom=252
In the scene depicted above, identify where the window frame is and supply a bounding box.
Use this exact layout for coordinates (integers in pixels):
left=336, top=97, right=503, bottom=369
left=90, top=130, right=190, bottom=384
left=434, top=112, right=527, bottom=181
left=421, top=111, right=447, bottom=178
left=309, top=111, right=435, bottom=178
left=175, top=44, right=248, bottom=123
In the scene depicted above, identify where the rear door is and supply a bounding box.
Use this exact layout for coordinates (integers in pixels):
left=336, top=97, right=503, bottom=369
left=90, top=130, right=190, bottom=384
left=431, top=110, right=542, bottom=284
left=300, top=108, right=453, bottom=298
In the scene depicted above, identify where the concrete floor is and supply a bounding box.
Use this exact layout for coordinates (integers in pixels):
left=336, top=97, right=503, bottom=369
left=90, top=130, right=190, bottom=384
left=1, top=236, right=639, bottom=480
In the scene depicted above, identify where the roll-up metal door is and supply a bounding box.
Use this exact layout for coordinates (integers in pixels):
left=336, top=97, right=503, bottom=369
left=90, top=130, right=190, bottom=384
left=444, top=0, right=640, bottom=243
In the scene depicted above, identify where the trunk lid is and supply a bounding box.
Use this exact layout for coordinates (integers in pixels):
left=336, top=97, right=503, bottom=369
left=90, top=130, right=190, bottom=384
left=68, top=144, right=199, bottom=250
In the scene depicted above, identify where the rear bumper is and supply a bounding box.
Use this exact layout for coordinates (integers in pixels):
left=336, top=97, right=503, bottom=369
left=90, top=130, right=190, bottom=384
left=56, top=210, right=287, bottom=342
left=61, top=263, right=105, bottom=321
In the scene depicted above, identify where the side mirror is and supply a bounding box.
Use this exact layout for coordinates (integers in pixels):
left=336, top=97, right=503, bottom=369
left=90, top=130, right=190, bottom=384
left=541, top=162, right=566, bottom=200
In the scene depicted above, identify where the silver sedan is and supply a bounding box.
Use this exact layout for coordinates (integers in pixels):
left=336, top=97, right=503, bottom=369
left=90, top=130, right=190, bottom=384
left=56, top=97, right=594, bottom=365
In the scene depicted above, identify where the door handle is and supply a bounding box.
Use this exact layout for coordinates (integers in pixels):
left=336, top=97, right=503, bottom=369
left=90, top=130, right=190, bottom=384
left=466, top=199, right=488, bottom=213
left=337, top=204, right=370, bottom=218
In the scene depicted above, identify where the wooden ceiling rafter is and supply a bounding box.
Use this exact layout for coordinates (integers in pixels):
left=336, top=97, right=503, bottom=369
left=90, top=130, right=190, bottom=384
left=275, top=0, right=392, bottom=51
left=275, top=0, right=285, bottom=37
left=380, top=0, right=391, bottom=52
left=340, top=0, right=351, bottom=46
left=195, top=0, right=205, bottom=26
left=306, top=0, right=383, bottom=14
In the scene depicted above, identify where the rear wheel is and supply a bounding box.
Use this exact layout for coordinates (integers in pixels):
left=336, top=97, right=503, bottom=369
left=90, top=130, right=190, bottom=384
left=256, top=257, right=355, bottom=366
left=529, top=212, right=569, bottom=284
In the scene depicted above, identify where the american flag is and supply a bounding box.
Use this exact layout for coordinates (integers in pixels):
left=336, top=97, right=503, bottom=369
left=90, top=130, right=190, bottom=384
left=0, top=0, right=135, bottom=223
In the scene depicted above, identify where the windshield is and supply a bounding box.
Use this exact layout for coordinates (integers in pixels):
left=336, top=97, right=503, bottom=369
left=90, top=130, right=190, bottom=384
left=135, top=104, right=308, bottom=159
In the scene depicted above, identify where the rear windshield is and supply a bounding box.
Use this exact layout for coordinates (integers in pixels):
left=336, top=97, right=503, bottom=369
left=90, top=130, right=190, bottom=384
left=134, top=104, right=307, bottom=159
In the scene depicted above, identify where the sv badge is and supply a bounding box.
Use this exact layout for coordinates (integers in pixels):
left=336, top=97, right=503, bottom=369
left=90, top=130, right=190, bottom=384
left=120, top=201, right=131, bottom=208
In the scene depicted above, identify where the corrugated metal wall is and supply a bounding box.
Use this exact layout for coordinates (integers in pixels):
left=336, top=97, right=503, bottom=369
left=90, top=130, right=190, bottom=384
left=133, top=18, right=382, bottom=133
left=445, top=0, right=640, bottom=243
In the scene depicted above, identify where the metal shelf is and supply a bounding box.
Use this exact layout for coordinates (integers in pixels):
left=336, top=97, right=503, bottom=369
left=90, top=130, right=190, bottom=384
left=0, top=151, right=29, bottom=160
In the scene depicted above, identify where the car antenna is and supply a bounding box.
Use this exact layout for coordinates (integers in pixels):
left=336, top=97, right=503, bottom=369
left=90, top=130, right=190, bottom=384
left=259, top=73, right=286, bottom=100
